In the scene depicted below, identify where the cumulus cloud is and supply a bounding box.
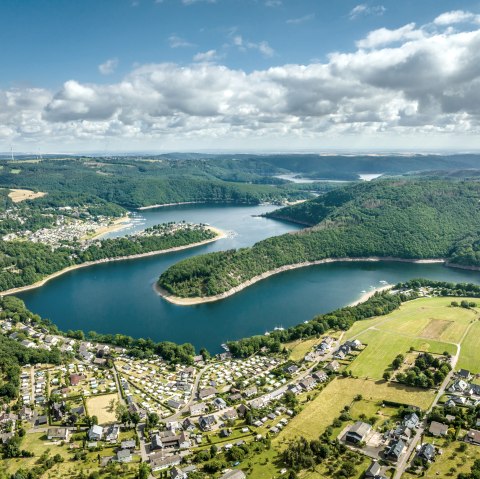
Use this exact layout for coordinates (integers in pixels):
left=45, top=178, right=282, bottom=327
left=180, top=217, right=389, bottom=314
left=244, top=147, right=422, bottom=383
left=349, top=4, right=386, bottom=20
left=4, top=12, right=480, bottom=150
left=193, top=49, right=219, bottom=62
left=98, top=58, right=119, bottom=75
left=356, top=23, right=424, bottom=49
left=433, top=10, right=480, bottom=26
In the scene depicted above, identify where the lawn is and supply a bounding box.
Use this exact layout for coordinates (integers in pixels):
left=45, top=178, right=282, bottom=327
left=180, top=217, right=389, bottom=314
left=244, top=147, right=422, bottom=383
left=347, top=328, right=456, bottom=379
left=286, top=338, right=321, bottom=362
left=458, top=320, right=480, bottom=373
left=346, top=297, right=477, bottom=344
left=85, top=392, right=119, bottom=424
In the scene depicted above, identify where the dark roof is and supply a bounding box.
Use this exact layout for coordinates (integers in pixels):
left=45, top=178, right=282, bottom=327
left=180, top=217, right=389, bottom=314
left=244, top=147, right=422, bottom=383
left=386, top=439, right=405, bottom=460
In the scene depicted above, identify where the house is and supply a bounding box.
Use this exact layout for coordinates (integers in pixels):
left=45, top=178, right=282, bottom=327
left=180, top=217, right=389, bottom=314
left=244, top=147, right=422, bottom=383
left=47, top=427, right=70, bottom=441
left=152, top=432, right=191, bottom=450
left=365, top=461, right=382, bottom=478
left=429, top=421, right=449, bottom=437
left=237, top=404, right=249, bottom=418
left=19, top=406, right=33, bottom=420
left=229, top=393, right=242, bottom=403
left=299, top=377, right=317, bottom=391
left=222, top=409, right=238, bottom=421
left=182, top=418, right=196, bottom=432
left=219, top=470, right=246, bottom=479
left=35, top=415, right=48, bottom=426
left=150, top=453, right=182, bottom=472
left=449, top=379, right=470, bottom=393
left=243, top=386, right=257, bottom=398
left=458, top=369, right=472, bottom=380
left=466, top=429, right=480, bottom=445
left=168, top=399, right=183, bottom=410
left=190, top=402, right=207, bottom=416
left=220, top=428, right=231, bottom=438
left=392, top=425, right=411, bottom=442
left=345, top=421, right=371, bottom=444
left=385, top=439, right=405, bottom=461
left=198, top=387, right=217, bottom=400
left=417, top=443, right=436, bottom=462
left=104, top=424, right=120, bottom=443
left=213, top=397, right=227, bottom=410
left=403, top=412, right=420, bottom=430
left=88, top=424, right=104, bottom=441
left=284, top=365, right=299, bottom=375
left=198, top=415, right=216, bottom=431
left=116, top=449, right=132, bottom=463
left=51, top=402, right=65, bottom=422
left=121, top=439, right=136, bottom=450
left=171, top=467, right=188, bottom=479
left=325, top=360, right=340, bottom=372
left=312, top=371, right=328, bottom=383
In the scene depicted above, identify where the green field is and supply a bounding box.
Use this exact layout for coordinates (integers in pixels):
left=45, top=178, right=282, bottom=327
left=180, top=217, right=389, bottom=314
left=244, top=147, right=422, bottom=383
left=457, top=320, right=480, bottom=373
left=345, top=297, right=479, bottom=379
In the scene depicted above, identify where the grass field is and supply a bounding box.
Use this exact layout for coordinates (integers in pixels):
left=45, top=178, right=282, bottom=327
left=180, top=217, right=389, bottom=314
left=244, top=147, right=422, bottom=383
left=343, top=297, right=480, bottom=379
left=275, top=377, right=434, bottom=444
left=457, top=320, right=480, bottom=373
left=347, top=328, right=457, bottom=379
left=286, top=338, right=321, bottom=362
left=347, top=297, right=477, bottom=343
left=86, top=393, right=118, bottom=424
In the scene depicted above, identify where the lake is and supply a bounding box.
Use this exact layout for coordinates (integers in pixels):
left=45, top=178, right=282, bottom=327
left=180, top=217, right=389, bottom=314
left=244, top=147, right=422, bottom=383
left=17, top=203, right=480, bottom=352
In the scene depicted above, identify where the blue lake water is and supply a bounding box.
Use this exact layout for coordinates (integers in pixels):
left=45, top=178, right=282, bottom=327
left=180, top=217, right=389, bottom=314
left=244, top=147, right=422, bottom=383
left=17, top=203, right=480, bottom=352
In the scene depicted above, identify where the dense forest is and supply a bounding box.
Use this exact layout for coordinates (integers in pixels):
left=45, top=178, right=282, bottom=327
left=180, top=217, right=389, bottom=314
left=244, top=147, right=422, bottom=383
left=0, top=224, right=216, bottom=291
left=0, top=158, right=331, bottom=209
left=159, top=179, right=480, bottom=298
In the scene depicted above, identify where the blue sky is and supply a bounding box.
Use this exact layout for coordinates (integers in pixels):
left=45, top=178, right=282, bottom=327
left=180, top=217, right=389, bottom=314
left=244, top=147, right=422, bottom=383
left=2, top=0, right=480, bottom=152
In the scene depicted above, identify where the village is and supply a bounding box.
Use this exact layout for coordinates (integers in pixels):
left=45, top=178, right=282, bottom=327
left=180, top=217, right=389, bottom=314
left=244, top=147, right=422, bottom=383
left=1, top=294, right=480, bottom=479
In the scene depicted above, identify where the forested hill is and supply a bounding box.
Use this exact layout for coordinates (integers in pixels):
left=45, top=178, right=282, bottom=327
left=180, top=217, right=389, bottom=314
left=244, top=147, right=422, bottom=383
left=158, top=179, right=480, bottom=298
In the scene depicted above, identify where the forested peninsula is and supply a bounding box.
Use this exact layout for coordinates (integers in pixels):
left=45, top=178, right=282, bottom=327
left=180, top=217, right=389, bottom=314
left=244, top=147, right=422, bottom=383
left=0, top=223, right=219, bottom=293
left=158, top=179, right=480, bottom=301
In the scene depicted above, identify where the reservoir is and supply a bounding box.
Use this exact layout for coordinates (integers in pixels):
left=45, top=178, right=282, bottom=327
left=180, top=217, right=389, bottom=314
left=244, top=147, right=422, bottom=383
left=17, top=203, right=480, bottom=353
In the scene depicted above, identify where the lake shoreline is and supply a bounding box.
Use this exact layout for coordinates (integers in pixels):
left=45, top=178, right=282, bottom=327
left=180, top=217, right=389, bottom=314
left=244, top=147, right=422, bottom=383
left=0, top=227, right=226, bottom=297
left=156, top=257, right=446, bottom=306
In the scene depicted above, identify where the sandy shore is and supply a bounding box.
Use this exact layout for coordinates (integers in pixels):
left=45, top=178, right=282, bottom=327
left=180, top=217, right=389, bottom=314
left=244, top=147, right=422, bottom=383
left=88, top=215, right=131, bottom=240
left=138, top=201, right=201, bottom=210
left=349, top=284, right=393, bottom=307
left=156, top=256, right=445, bottom=306
left=1, top=226, right=226, bottom=297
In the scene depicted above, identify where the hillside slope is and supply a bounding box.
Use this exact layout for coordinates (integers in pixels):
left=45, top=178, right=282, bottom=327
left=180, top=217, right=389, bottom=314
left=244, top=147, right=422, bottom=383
left=158, top=179, right=480, bottom=298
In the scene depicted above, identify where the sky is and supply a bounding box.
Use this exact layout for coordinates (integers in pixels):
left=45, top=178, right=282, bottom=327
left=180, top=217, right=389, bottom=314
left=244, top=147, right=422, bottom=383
left=2, top=0, right=480, bottom=153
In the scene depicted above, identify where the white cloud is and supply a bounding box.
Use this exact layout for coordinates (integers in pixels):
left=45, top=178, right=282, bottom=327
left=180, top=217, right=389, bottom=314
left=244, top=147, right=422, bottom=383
left=349, top=4, right=386, bottom=20
left=231, top=34, right=275, bottom=57
left=286, top=14, right=315, bottom=25
left=4, top=12, right=480, bottom=151
left=433, top=10, right=480, bottom=26
left=356, top=23, right=424, bottom=49
left=193, top=49, right=218, bottom=62
left=168, top=35, right=195, bottom=48
left=265, top=0, right=282, bottom=6
left=98, top=58, right=119, bottom=75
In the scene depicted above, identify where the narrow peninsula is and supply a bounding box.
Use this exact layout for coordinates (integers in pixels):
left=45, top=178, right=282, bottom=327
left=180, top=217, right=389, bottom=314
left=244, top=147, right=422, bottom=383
left=157, top=179, right=480, bottom=304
